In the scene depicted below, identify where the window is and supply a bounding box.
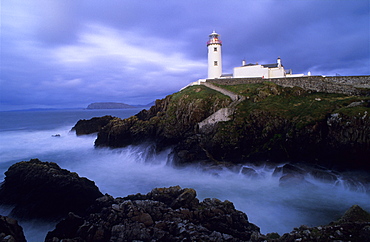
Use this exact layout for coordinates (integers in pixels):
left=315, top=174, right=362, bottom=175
left=214, top=47, right=217, bottom=52
left=214, top=61, right=218, bottom=66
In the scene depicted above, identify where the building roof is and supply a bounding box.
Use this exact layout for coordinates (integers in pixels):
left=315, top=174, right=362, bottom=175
left=262, top=63, right=279, bottom=68
left=241, top=63, right=282, bottom=68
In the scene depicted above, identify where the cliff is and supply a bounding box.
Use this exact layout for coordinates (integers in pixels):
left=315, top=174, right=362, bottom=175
left=94, top=86, right=232, bottom=149
left=76, top=81, right=370, bottom=171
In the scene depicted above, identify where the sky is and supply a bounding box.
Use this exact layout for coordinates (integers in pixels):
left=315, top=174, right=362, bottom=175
left=1, top=0, right=369, bottom=111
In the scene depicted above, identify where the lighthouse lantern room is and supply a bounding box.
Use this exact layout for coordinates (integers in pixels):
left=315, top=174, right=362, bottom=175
left=207, top=31, right=222, bottom=79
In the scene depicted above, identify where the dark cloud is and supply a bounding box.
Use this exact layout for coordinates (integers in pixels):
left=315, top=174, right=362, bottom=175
left=1, top=0, right=369, bottom=110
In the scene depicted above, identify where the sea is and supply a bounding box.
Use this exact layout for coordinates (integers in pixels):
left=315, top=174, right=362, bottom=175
left=0, top=108, right=369, bottom=241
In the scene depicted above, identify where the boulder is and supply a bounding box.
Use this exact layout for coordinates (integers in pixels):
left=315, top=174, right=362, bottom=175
left=273, top=164, right=305, bottom=176
left=45, top=186, right=261, bottom=241
left=308, top=169, right=338, bottom=182
left=0, top=159, right=103, bottom=220
left=0, top=215, right=26, bottom=242
left=241, top=167, right=259, bottom=178
left=71, top=115, right=115, bottom=135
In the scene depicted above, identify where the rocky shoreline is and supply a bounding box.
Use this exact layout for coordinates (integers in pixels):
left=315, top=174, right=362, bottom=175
left=0, top=159, right=369, bottom=241
left=71, top=83, right=370, bottom=171
left=1, top=83, right=369, bottom=241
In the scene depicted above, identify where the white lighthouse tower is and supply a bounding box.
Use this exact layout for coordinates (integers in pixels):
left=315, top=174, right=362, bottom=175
left=207, top=31, right=222, bottom=79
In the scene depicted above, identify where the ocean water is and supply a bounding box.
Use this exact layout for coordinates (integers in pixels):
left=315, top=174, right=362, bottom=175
left=0, top=109, right=369, bottom=241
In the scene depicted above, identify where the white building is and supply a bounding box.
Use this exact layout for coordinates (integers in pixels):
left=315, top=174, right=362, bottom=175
left=206, top=31, right=305, bottom=79
left=234, top=57, right=288, bottom=78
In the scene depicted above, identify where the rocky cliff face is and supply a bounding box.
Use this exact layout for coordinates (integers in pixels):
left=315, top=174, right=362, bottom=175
left=195, top=107, right=370, bottom=170
left=94, top=86, right=231, bottom=149
left=71, top=115, right=115, bottom=135
left=74, top=83, right=370, bottom=171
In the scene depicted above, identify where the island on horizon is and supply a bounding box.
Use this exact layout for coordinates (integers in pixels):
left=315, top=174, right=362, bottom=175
left=86, top=102, right=154, bottom=109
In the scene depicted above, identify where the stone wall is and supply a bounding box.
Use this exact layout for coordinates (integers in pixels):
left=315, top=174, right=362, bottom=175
left=198, top=107, right=234, bottom=130
left=208, top=76, right=370, bottom=96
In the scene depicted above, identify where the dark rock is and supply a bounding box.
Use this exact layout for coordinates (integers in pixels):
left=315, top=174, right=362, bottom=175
left=277, top=205, right=370, bottom=242
left=308, top=169, right=338, bottom=182
left=279, top=174, right=314, bottom=188
left=279, top=164, right=305, bottom=175
left=71, top=115, right=115, bottom=135
left=0, top=215, right=26, bottom=242
left=272, top=164, right=302, bottom=177
left=241, top=167, right=259, bottom=178
left=336, top=205, right=370, bottom=223
left=45, top=186, right=262, bottom=242
left=0, top=159, right=103, bottom=220
left=44, top=213, right=85, bottom=240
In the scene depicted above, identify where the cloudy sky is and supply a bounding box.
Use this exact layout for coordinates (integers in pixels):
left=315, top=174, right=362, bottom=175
left=1, top=0, right=369, bottom=110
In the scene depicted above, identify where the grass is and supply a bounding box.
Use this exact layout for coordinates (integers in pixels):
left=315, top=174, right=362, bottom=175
left=172, top=85, right=231, bottom=102
left=217, top=82, right=370, bottom=127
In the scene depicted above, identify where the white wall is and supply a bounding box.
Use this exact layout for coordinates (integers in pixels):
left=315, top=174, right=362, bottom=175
left=208, top=44, right=222, bottom=79
left=233, top=65, right=269, bottom=78
left=269, top=68, right=285, bottom=78
left=234, top=65, right=289, bottom=78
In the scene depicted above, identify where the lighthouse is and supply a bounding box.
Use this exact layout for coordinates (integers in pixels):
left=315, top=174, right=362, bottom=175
left=207, top=31, right=222, bottom=79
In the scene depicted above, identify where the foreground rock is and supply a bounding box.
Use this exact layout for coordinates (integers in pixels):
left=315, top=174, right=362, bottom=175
left=45, top=186, right=261, bottom=241
left=0, top=159, right=103, bottom=220
left=276, top=205, right=370, bottom=241
left=0, top=215, right=26, bottom=242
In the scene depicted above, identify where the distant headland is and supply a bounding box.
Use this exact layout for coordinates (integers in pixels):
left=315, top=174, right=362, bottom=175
left=86, top=102, right=135, bottom=109
left=86, top=102, right=154, bottom=109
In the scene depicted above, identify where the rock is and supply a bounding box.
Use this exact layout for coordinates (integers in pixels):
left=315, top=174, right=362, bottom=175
left=241, top=167, right=259, bottom=178
left=71, top=115, right=115, bottom=135
left=278, top=205, right=370, bottom=242
left=43, top=213, right=85, bottom=240
left=94, top=86, right=231, bottom=151
left=45, top=186, right=261, bottom=241
left=336, top=205, right=370, bottom=223
left=277, top=164, right=305, bottom=175
left=308, top=169, right=338, bottom=182
left=0, top=215, right=26, bottom=242
left=0, top=159, right=103, bottom=220
left=279, top=174, right=315, bottom=188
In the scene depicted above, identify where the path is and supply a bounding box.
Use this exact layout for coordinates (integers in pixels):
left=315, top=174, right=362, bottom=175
left=197, top=82, right=245, bottom=130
